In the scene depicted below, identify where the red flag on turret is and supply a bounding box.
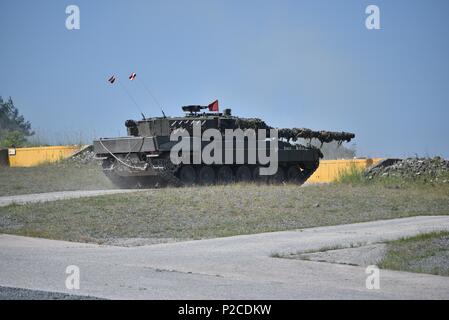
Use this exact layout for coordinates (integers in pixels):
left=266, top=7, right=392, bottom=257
left=208, top=100, right=219, bottom=112
left=129, top=72, right=136, bottom=81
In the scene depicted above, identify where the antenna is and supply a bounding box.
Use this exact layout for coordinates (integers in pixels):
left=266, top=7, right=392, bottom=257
left=108, top=75, right=146, bottom=119
left=130, top=72, right=166, bottom=117
left=117, top=81, right=146, bottom=120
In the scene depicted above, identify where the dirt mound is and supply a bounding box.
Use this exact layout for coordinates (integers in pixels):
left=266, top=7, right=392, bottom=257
left=366, top=157, right=449, bottom=183
left=66, top=145, right=97, bottom=165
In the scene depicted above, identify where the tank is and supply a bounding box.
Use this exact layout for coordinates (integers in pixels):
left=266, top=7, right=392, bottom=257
left=93, top=104, right=355, bottom=188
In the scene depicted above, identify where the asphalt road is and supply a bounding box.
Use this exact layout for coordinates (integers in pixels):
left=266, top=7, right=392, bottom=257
left=1, top=216, right=449, bottom=299
left=0, top=286, right=101, bottom=300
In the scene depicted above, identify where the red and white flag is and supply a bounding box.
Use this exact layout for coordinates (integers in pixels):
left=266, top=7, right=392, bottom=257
left=108, top=75, right=116, bottom=84
left=129, top=72, right=137, bottom=81
left=208, top=100, right=219, bottom=112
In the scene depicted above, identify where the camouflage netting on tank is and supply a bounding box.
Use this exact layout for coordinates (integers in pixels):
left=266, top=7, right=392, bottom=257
left=276, top=128, right=355, bottom=144
left=235, top=118, right=355, bottom=144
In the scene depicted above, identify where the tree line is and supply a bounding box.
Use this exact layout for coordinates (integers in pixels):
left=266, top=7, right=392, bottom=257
left=0, top=96, right=34, bottom=148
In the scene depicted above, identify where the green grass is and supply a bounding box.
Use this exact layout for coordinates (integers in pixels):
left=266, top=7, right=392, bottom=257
left=1, top=183, right=448, bottom=244
left=0, top=161, right=113, bottom=196
left=336, top=164, right=366, bottom=184
left=379, top=231, right=449, bottom=276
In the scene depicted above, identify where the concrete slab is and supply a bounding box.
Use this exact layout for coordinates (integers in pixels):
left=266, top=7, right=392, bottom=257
left=1, top=216, right=449, bottom=299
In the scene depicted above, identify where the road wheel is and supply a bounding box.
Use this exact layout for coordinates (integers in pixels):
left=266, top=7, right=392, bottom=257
left=198, top=166, right=216, bottom=185
left=217, top=166, right=234, bottom=184
left=269, top=167, right=285, bottom=184
left=235, top=165, right=252, bottom=182
left=179, top=165, right=197, bottom=185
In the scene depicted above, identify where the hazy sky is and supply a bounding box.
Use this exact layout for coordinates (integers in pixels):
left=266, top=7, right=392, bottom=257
left=1, top=0, right=448, bottom=158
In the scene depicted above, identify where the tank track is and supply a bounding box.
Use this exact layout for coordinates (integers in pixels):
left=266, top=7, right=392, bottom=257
left=149, top=159, right=184, bottom=187
left=102, top=156, right=184, bottom=188
left=102, top=156, right=319, bottom=188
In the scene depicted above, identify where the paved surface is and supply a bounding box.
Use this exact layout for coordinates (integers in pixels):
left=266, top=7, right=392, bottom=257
left=297, top=243, right=387, bottom=267
left=0, top=286, right=101, bottom=300
left=0, top=189, right=140, bottom=207
left=1, top=216, right=449, bottom=299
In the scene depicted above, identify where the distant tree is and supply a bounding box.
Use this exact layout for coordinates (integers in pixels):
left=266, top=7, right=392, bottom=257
left=0, top=131, right=28, bottom=148
left=0, top=96, right=34, bottom=147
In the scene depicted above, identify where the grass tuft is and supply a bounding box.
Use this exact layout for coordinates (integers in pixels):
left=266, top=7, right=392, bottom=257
left=336, top=164, right=366, bottom=184
left=379, top=231, right=449, bottom=276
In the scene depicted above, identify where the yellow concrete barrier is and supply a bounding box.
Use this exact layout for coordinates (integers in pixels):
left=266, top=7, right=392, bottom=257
left=7, top=146, right=83, bottom=167
left=308, top=158, right=384, bottom=183
left=6, top=145, right=383, bottom=183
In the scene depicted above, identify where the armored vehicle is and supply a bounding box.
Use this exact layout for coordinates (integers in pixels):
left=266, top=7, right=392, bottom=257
left=93, top=103, right=355, bottom=188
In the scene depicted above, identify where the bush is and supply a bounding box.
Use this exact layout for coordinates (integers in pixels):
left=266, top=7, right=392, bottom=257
left=0, top=130, right=27, bottom=148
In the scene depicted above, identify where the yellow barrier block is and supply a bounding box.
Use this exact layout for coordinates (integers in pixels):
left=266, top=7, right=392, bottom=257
left=308, top=158, right=384, bottom=183
left=7, top=146, right=83, bottom=167
left=7, top=146, right=383, bottom=182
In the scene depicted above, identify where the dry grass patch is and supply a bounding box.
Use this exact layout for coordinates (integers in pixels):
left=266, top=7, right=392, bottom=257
left=1, top=183, right=448, bottom=243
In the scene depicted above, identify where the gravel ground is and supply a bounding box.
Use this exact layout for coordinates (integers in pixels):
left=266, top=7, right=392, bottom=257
left=0, top=286, right=101, bottom=300
left=366, top=157, right=449, bottom=183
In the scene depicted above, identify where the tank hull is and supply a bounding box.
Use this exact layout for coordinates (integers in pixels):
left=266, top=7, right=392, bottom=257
left=93, top=135, right=321, bottom=188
